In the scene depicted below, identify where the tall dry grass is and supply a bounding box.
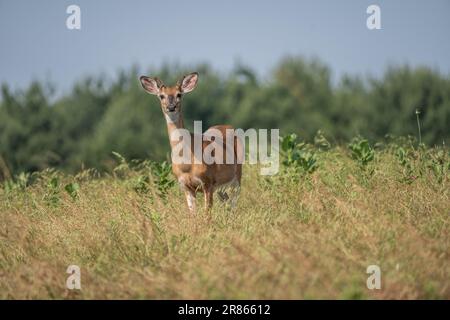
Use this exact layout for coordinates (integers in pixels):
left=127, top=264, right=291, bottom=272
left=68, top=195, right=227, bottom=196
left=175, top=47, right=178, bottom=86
left=0, top=145, right=449, bottom=299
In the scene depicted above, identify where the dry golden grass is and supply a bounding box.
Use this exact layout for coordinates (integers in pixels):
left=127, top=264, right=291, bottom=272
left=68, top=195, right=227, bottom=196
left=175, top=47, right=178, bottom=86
left=0, top=147, right=449, bottom=299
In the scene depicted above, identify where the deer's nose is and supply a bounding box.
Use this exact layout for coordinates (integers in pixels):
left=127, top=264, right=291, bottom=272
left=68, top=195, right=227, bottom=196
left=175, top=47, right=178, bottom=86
left=167, top=105, right=176, bottom=112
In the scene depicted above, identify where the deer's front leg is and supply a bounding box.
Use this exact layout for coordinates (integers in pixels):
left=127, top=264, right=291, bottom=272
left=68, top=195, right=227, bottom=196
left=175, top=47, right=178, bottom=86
left=204, top=187, right=214, bottom=212
left=185, top=190, right=196, bottom=214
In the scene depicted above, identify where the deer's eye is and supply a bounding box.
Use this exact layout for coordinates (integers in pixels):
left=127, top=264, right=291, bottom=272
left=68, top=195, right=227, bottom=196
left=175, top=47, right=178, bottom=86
left=159, top=95, right=165, bottom=100
left=176, top=93, right=182, bottom=99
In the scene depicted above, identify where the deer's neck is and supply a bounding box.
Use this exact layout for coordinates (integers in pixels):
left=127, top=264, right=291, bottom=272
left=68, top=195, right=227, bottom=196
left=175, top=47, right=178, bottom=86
left=165, top=112, right=186, bottom=149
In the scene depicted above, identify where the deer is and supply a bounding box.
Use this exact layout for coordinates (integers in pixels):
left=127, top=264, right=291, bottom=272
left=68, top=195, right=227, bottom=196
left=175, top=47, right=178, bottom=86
left=139, top=72, right=242, bottom=214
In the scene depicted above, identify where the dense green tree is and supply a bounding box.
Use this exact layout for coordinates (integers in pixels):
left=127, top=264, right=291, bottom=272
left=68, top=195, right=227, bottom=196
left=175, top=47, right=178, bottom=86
left=0, top=58, right=449, bottom=177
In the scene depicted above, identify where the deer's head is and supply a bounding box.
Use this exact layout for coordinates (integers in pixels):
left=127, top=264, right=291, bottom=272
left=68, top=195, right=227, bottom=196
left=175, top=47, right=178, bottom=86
left=139, top=72, right=198, bottom=120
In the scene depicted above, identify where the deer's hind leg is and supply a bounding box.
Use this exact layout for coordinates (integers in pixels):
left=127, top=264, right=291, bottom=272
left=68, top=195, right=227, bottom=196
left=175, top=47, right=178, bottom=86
left=216, top=179, right=240, bottom=210
left=204, top=185, right=214, bottom=212
left=217, top=190, right=229, bottom=202
left=184, top=190, right=196, bottom=214
left=228, top=179, right=241, bottom=209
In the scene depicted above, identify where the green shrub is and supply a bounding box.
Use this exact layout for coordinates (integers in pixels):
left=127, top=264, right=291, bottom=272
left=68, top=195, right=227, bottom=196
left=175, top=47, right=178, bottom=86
left=348, top=137, right=375, bottom=167
left=280, top=133, right=318, bottom=174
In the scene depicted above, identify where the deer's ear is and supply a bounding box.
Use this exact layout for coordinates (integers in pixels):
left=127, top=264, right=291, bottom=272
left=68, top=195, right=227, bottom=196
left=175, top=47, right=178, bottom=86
left=178, top=72, right=198, bottom=93
left=139, top=76, right=164, bottom=95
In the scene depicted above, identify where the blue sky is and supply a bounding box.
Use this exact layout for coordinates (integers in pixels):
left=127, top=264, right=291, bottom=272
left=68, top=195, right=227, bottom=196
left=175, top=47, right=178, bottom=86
left=1, top=0, right=449, bottom=94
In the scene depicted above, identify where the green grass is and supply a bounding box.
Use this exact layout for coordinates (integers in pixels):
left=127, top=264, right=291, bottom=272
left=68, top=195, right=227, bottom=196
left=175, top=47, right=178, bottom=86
left=0, top=141, right=449, bottom=299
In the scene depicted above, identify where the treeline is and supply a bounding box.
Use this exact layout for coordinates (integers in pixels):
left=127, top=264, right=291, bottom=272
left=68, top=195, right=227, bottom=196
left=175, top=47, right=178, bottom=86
left=0, top=57, right=449, bottom=176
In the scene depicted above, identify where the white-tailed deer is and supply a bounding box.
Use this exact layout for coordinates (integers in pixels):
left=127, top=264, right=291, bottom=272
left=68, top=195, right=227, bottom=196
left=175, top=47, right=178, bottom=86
left=139, top=72, right=242, bottom=214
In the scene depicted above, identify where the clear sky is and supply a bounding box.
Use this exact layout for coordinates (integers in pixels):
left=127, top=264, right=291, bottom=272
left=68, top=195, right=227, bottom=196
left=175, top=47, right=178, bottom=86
left=1, top=0, right=449, bottom=94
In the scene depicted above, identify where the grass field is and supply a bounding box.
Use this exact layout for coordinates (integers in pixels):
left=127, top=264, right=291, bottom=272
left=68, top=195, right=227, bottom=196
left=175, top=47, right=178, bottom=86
left=0, top=138, right=449, bottom=299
